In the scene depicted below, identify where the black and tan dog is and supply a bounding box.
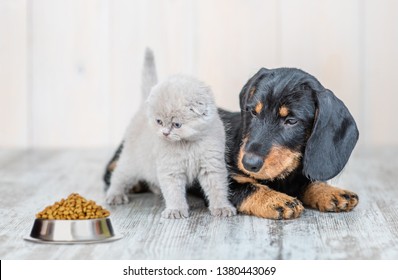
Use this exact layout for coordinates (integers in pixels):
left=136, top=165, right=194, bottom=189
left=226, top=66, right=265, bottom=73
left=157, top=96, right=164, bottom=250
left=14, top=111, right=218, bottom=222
left=104, top=67, right=359, bottom=219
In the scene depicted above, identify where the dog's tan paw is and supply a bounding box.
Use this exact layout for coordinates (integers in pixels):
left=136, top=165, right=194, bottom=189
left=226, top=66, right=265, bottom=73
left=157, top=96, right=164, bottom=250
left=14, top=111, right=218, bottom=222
left=301, top=182, right=359, bottom=212
left=161, top=208, right=189, bottom=219
left=238, top=184, right=304, bottom=219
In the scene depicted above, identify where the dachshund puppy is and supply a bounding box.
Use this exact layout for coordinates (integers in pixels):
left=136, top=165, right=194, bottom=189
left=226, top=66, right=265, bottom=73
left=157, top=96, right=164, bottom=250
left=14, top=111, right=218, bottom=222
left=221, top=67, right=359, bottom=219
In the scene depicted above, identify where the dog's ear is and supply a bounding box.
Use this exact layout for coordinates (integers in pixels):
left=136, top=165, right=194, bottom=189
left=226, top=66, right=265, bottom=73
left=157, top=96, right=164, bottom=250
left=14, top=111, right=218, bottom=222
left=303, top=80, right=359, bottom=181
left=239, top=68, right=270, bottom=110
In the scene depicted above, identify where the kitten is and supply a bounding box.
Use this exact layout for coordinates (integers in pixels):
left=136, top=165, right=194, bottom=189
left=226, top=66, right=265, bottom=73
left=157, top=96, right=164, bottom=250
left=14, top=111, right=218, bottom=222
left=106, top=48, right=236, bottom=219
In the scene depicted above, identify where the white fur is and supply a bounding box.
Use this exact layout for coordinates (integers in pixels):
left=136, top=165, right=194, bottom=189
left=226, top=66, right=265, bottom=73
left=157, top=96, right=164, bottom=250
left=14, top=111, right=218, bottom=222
left=106, top=49, right=236, bottom=218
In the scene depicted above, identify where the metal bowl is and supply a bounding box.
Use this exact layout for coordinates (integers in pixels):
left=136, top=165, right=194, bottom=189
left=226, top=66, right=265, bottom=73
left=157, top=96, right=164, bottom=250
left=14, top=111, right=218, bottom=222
left=24, top=218, right=122, bottom=244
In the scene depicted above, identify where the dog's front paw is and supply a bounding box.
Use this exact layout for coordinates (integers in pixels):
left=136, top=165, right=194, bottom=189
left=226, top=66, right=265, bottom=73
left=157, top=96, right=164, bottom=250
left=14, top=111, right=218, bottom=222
left=106, top=191, right=129, bottom=205
left=238, top=185, right=304, bottom=219
left=161, top=208, right=189, bottom=219
left=301, top=182, right=358, bottom=212
left=209, top=205, right=237, bottom=217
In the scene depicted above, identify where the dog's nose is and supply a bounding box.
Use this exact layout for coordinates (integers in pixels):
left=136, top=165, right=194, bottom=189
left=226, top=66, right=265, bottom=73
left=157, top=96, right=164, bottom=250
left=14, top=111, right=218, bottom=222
left=242, top=154, right=264, bottom=173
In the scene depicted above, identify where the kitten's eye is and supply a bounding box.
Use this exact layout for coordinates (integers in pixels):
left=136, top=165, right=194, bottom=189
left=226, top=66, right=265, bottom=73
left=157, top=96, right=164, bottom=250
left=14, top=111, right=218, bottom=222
left=173, top=122, right=182, bottom=129
left=284, top=118, right=298, bottom=126
left=156, top=119, right=163, bottom=126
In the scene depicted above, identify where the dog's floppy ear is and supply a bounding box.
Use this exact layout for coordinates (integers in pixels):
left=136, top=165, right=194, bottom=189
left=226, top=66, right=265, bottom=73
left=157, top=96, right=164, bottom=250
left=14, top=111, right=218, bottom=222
left=303, top=80, right=359, bottom=181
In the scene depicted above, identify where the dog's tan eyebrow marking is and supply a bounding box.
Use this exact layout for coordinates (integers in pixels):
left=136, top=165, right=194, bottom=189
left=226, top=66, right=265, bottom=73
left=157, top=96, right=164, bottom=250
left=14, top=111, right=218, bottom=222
left=249, top=87, right=256, bottom=98
left=279, top=106, right=289, bottom=117
left=255, top=102, right=263, bottom=114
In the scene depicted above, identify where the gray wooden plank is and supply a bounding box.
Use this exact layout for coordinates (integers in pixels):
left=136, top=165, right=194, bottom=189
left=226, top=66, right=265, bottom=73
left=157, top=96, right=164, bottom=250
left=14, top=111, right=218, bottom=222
left=0, top=148, right=397, bottom=259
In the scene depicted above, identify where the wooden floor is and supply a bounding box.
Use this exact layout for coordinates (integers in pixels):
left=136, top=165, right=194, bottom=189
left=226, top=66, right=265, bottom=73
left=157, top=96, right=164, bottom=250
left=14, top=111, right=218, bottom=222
left=1, top=148, right=398, bottom=260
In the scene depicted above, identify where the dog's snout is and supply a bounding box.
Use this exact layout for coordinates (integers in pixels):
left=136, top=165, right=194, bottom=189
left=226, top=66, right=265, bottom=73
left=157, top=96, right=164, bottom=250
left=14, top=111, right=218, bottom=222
left=242, top=153, right=264, bottom=173
left=246, top=142, right=262, bottom=153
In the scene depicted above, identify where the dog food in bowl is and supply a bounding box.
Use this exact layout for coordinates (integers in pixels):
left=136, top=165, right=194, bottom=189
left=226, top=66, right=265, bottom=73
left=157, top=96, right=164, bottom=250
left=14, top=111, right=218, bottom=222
left=35, top=193, right=110, bottom=220
left=25, top=193, right=121, bottom=244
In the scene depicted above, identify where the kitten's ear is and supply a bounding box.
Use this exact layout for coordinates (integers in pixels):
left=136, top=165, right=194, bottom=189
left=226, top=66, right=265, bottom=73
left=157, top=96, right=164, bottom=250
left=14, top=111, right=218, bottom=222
left=189, top=101, right=208, bottom=116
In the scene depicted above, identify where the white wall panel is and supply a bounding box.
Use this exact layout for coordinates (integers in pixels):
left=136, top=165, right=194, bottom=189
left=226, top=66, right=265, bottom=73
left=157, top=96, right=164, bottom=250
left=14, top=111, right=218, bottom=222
left=108, top=0, right=198, bottom=144
left=0, top=0, right=397, bottom=148
left=0, top=0, right=28, bottom=147
left=364, top=0, right=398, bottom=146
left=196, top=0, right=280, bottom=111
left=30, top=0, right=110, bottom=147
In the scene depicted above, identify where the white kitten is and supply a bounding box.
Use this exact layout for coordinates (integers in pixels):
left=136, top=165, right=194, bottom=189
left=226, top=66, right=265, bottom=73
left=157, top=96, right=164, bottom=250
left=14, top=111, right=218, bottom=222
left=106, top=48, right=236, bottom=219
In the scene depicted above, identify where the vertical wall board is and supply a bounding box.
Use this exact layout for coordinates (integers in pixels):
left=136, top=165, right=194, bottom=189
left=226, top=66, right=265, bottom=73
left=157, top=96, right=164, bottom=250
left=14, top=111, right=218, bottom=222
left=364, top=0, right=398, bottom=146
left=280, top=0, right=363, bottom=146
left=108, top=0, right=198, bottom=144
left=195, top=0, right=280, bottom=112
left=30, top=0, right=110, bottom=148
left=107, top=0, right=147, bottom=144
left=0, top=0, right=28, bottom=147
left=1, top=0, right=397, bottom=148
left=144, top=0, right=197, bottom=77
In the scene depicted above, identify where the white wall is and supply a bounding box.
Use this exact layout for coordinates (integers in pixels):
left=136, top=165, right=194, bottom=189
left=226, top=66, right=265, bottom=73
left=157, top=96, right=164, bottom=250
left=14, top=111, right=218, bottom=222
left=0, top=0, right=397, bottom=148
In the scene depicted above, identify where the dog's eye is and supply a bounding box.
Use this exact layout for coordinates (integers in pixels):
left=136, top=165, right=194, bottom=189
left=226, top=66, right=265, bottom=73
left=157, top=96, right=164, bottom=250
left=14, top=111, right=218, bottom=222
left=156, top=119, right=163, bottom=126
left=173, top=122, right=182, bottom=128
left=284, top=118, right=298, bottom=126
left=245, top=107, right=258, bottom=117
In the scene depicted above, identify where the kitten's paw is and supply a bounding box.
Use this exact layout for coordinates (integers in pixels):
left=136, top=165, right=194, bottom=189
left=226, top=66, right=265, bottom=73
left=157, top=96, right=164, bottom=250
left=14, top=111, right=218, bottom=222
left=210, top=205, right=237, bottom=217
left=106, top=191, right=129, bottom=205
left=161, top=208, right=189, bottom=219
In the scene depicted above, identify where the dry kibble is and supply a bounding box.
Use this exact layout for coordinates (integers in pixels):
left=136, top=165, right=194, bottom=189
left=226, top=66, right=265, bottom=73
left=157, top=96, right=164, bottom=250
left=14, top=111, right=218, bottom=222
left=36, top=193, right=110, bottom=220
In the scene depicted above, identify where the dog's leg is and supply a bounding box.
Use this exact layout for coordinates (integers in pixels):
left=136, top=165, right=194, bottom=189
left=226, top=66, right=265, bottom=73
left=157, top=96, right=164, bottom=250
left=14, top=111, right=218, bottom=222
left=237, top=183, right=304, bottom=219
left=300, top=182, right=358, bottom=212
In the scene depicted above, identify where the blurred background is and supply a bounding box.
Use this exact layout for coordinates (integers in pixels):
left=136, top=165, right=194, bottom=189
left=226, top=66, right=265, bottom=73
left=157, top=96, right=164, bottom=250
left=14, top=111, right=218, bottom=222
left=0, top=0, right=397, bottom=149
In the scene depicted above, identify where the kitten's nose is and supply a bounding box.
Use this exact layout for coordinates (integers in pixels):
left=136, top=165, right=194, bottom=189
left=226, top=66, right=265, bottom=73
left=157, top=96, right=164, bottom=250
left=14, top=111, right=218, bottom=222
left=163, top=131, right=170, bottom=137
left=242, top=153, right=264, bottom=173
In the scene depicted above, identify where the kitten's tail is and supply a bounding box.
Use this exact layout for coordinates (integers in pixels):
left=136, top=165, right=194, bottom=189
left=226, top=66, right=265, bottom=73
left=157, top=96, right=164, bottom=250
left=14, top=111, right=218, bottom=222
left=141, top=47, right=158, bottom=101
